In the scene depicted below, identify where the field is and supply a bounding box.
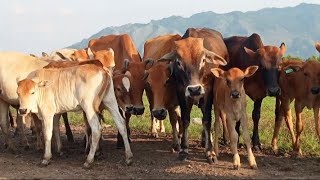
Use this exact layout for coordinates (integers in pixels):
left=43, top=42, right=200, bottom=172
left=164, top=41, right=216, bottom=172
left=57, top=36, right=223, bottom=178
left=0, top=95, right=320, bottom=179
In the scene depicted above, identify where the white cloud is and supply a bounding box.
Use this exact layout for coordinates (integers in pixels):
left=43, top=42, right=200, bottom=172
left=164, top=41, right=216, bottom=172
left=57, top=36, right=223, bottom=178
left=60, top=8, right=73, bottom=16
left=13, top=6, right=25, bottom=15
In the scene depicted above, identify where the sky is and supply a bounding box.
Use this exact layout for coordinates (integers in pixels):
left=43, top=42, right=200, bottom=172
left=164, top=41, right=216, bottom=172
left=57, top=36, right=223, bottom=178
left=1, top=0, right=320, bottom=55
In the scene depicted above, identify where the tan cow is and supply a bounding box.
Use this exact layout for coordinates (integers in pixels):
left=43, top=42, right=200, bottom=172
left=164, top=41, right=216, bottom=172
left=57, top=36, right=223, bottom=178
left=211, top=66, right=258, bottom=169
left=17, top=64, right=132, bottom=168
left=271, top=60, right=320, bottom=156
left=143, top=34, right=181, bottom=138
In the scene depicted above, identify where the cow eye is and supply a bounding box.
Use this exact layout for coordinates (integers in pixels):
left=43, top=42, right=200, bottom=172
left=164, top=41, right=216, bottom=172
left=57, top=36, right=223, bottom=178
left=304, top=72, right=308, bottom=77
left=240, top=78, right=244, bottom=82
left=226, top=79, right=231, bottom=86
left=31, top=92, right=35, bottom=95
left=116, top=87, right=121, bottom=92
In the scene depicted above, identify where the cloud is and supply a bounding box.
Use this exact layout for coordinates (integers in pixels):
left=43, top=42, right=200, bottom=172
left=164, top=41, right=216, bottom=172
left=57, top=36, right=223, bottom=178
left=13, top=6, right=25, bottom=15
left=60, top=8, right=73, bottom=16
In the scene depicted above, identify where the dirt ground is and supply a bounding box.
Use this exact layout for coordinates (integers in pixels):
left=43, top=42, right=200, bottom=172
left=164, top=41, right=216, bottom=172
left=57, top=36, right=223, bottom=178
left=0, top=126, right=320, bottom=179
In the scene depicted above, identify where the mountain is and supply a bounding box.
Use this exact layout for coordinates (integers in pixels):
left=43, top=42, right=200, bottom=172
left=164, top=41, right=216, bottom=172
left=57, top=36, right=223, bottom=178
left=69, top=3, right=320, bottom=58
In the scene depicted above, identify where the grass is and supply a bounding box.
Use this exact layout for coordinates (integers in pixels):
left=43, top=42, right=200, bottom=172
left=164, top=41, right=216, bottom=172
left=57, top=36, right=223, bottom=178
left=68, top=93, right=320, bottom=156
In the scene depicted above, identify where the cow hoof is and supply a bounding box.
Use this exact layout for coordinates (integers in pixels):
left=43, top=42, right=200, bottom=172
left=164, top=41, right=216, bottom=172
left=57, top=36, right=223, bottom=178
left=238, top=143, right=244, bottom=149
left=200, top=140, right=205, bottom=148
left=40, top=160, right=50, bottom=167
left=151, top=133, right=159, bottom=138
left=83, top=162, right=93, bottom=169
left=172, top=144, right=181, bottom=152
left=126, top=158, right=133, bottom=166
left=24, top=145, right=30, bottom=151
left=233, top=164, right=240, bottom=170
left=252, top=145, right=262, bottom=151
left=178, top=152, right=188, bottom=161
left=116, top=141, right=124, bottom=149
left=250, top=164, right=258, bottom=170
left=207, top=156, right=217, bottom=165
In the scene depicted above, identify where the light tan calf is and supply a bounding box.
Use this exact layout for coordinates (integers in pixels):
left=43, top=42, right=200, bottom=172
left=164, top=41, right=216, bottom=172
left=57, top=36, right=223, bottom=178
left=211, top=66, right=258, bottom=169
left=17, top=64, right=132, bottom=168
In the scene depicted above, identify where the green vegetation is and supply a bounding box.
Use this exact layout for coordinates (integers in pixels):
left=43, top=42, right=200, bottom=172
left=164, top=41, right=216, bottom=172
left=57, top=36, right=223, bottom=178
left=68, top=94, right=320, bottom=157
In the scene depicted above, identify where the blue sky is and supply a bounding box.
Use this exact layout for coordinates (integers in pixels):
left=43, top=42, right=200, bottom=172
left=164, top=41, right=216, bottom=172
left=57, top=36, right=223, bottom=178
left=1, top=0, right=319, bottom=55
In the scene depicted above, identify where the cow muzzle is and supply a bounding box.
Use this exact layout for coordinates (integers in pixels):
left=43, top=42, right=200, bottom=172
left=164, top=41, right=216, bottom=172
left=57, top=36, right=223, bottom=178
left=230, top=90, right=241, bottom=99
left=266, top=87, right=281, bottom=97
left=18, top=108, right=28, bottom=115
left=132, top=106, right=145, bottom=115
left=311, top=87, right=320, bottom=95
left=152, top=108, right=167, bottom=120
left=185, top=85, right=205, bottom=97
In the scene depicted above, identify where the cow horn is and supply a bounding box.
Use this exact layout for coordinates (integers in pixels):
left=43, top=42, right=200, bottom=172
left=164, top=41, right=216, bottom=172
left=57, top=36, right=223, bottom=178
left=167, top=63, right=174, bottom=77
left=56, top=52, right=68, bottom=60
left=42, top=52, right=49, bottom=58
left=123, top=59, right=130, bottom=71
left=315, top=42, right=320, bottom=53
left=144, top=58, right=154, bottom=68
left=87, top=48, right=94, bottom=59
left=158, top=51, right=176, bottom=62
left=30, top=54, right=37, bottom=57
left=142, top=70, right=149, bottom=81
left=279, top=42, right=286, bottom=56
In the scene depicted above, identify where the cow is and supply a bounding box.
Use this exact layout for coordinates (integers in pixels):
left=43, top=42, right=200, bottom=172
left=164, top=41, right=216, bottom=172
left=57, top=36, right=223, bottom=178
left=159, top=28, right=229, bottom=163
left=17, top=64, right=133, bottom=168
left=316, top=42, right=320, bottom=53
left=144, top=62, right=183, bottom=151
left=271, top=60, right=320, bottom=156
left=143, top=34, right=181, bottom=138
left=211, top=66, right=258, bottom=169
left=224, top=33, right=286, bottom=150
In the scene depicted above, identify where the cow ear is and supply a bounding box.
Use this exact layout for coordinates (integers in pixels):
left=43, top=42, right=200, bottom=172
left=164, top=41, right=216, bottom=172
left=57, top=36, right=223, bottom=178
left=142, top=71, right=149, bottom=81
left=315, top=42, right=320, bottom=53
left=158, top=51, right=176, bottom=62
left=279, top=42, right=286, bottom=56
left=204, top=50, right=227, bottom=66
left=211, top=68, right=225, bottom=78
left=38, top=80, right=52, bottom=88
left=244, top=47, right=257, bottom=59
left=42, top=52, right=49, bottom=58
left=30, top=54, right=37, bottom=57
left=144, top=58, right=154, bottom=70
left=244, top=66, right=259, bottom=77
left=87, top=48, right=94, bottom=59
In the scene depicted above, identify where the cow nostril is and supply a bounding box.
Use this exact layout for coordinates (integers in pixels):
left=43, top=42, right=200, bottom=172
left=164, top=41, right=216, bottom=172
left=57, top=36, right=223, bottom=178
left=18, top=109, right=27, bottom=115
left=311, top=87, right=320, bottom=95
left=125, top=106, right=133, bottom=113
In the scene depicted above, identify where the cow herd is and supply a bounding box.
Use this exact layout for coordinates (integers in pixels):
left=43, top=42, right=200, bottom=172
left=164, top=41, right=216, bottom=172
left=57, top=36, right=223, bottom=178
left=0, top=28, right=320, bottom=170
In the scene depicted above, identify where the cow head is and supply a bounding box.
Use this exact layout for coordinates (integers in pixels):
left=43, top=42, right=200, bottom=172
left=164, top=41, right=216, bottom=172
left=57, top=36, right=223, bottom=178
left=70, top=48, right=94, bottom=61
left=285, top=60, right=320, bottom=95
left=122, top=59, right=154, bottom=115
left=316, top=42, right=320, bottom=53
left=244, top=43, right=286, bottom=96
left=17, top=79, right=51, bottom=115
left=143, top=62, right=173, bottom=120
left=159, top=37, right=227, bottom=102
left=212, top=66, right=258, bottom=99
left=113, top=71, right=133, bottom=114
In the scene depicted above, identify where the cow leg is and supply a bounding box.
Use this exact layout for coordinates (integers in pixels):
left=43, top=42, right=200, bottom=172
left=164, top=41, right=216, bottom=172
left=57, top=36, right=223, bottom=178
left=41, top=114, right=54, bottom=166
left=168, top=107, right=180, bottom=152
left=103, top=83, right=133, bottom=165
left=252, top=99, right=263, bottom=151
left=151, top=117, right=159, bottom=138
left=294, top=103, right=303, bottom=156
left=241, top=115, right=257, bottom=169
left=178, top=101, right=192, bottom=161
left=0, top=100, right=15, bottom=152
left=227, top=119, right=241, bottom=169
left=159, top=120, right=165, bottom=133
left=117, top=112, right=131, bottom=148
left=53, top=114, right=62, bottom=155
left=31, top=114, right=43, bottom=151
left=82, top=109, right=101, bottom=168
left=313, top=106, right=320, bottom=143
left=15, top=112, right=30, bottom=150
left=213, top=107, right=221, bottom=158
left=221, top=111, right=229, bottom=145
left=62, top=113, right=74, bottom=143
left=9, top=110, right=14, bottom=127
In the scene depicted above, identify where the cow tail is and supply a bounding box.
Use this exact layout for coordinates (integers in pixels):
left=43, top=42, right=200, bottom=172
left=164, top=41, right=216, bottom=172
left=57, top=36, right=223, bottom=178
left=93, top=69, right=110, bottom=114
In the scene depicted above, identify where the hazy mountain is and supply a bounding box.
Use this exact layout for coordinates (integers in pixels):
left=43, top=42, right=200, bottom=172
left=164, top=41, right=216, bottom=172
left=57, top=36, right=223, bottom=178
left=69, top=3, right=320, bottom=58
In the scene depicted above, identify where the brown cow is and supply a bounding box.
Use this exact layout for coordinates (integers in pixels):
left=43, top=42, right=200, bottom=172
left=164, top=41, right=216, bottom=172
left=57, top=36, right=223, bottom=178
left=211, top=66, right=258, bottom=169
left=316, top=42, right=320, bottom=53
left=224, top=33, right=286, bottom=150
left=159, top=28, right=229, bottom=163
left=271, top=60, right=320, bottom=156
left=143, top=34, right=181, bottom=138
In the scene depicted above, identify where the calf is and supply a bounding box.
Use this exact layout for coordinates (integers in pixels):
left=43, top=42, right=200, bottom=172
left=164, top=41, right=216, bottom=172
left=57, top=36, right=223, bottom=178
left=17, top=64, right=132, bottom=168
left=144, top=62, right=183, bottom=151
left=271, top=60, right=320, bottom=156
left=211, top=66, right=258, bottom=169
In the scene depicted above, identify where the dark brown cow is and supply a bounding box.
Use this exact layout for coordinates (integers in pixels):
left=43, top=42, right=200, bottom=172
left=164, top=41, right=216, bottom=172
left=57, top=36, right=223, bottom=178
left=159, top=28, right=229, bottom=163
left=224, top=33, right=286, bottom=150
left=143, top=34, right=181, bottom=137
left=271, top=60, right=320, bottom=156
